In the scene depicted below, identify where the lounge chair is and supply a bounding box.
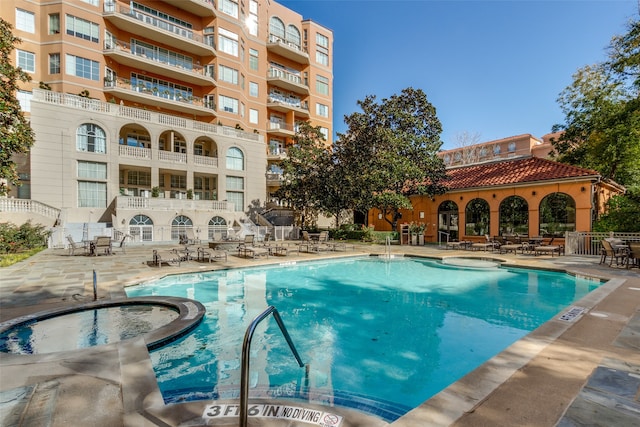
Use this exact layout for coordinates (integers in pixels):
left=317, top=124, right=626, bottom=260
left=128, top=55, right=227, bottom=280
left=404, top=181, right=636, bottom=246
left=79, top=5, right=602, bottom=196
left=67, top=235, right=88, bottom=256
left=153, top=249, right=182, bottom=267
left=197, top=246, right=227, bottom=263
left=471, top=235, right=499, bottom=252
left=237, top=235, right=269, bottom=259
left=534, top=238, right=563, bottom=257
left=445, top=240, right=472, bottom=250
left=179, top=228, right=200, bottom=245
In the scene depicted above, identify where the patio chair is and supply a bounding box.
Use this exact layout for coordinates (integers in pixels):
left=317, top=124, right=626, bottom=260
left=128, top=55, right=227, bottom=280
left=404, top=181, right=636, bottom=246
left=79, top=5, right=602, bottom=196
left=197, top=246, right=227, bottom=263
left=67, top=235, right=87, bottom=256
left=237, top=234, right=269, bottom=259
left=179, top=228, right=200, bottom=245
left=600, top=239, right=628, bottom=267
left=153, top=249, right=182, bottom=267
left=627, top=242, right=640, bottom=269
left=92, top=236, right=113, bottom=256
left=471, top=235, right=499, bottom=252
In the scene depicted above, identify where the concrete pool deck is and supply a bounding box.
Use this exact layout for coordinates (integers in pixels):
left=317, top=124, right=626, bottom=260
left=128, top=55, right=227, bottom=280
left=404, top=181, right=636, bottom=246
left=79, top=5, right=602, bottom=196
left=0, top=243, right=638, bottom=426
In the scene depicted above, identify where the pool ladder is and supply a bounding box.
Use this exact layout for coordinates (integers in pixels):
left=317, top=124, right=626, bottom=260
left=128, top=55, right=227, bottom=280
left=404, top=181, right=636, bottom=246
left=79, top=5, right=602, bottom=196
left=240, top=305, right=307, bottom=427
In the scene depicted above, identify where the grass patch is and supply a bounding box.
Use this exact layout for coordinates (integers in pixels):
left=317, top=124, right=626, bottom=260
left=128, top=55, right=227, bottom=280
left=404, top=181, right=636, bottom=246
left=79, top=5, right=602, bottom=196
left=0, top=247, right=45, bottom=267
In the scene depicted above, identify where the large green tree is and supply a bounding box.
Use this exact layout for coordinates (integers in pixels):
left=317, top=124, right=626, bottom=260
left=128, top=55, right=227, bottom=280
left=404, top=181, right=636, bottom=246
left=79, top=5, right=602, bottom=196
left=552, top=18, right=640, bottom=188
left=337, top=87, right=447, bottom=229
left=0, top=18, right=34, bottom=196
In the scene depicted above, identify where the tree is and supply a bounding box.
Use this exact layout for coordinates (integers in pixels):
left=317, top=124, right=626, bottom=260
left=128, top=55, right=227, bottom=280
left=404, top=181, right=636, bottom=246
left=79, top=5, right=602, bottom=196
left=551, top=19, right=640, bottom=189
left=337, top=87, right=448, bottom=229
left=274, top=122, right=331, bottom=229
left=0, top=18, right=35, bottom=196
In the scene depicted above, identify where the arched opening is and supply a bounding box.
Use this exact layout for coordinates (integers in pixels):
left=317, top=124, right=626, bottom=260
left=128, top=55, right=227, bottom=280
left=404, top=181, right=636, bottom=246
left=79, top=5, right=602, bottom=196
left=129, top=214, right=153, bottom=242
left=539, top=193, right=576, bottom=237
left=465, top=198, right=490, bottom=236
left=208, top=216, right=227, bottom=240
left=76, top=123, right=106, bottom=153
left=171, top=215, right=193, bottom=241
left=438, top=200, right=459, bottom=241
left=499, top=196, right=529, bottom=236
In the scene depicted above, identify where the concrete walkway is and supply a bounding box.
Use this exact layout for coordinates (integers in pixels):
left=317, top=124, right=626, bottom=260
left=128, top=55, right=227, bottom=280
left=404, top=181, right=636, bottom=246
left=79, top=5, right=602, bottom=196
left=0, top=243, right=638, bottom=426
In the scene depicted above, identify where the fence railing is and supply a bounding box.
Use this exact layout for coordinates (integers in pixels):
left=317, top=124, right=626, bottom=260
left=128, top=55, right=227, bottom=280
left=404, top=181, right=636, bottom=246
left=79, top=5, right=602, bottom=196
left=0, top=198, right=60, bottom=220
left=565, top=231, right=640, bottom=256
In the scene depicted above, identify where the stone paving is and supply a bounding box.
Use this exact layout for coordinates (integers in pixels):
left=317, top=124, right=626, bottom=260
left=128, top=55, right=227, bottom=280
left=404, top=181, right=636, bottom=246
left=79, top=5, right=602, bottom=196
left=0, top=243, right=638, bottom=426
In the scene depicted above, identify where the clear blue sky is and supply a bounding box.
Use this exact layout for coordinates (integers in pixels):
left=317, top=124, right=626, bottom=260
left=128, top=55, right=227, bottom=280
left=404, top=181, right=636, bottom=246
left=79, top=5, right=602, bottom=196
left=278, top=0, right=638, bottom=149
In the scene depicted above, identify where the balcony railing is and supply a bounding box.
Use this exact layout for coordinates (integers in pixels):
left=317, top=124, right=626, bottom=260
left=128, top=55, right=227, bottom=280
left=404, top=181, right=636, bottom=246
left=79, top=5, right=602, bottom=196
left=268, top=93, right=308, bottom=111
left=116, top=196, right=234, bottom=212
left=119, top=145, right=152, bottom=159
left=267, top=121, right=296, bottom=132
left=0, top=198, right=60, bottom=219
left=268, top=67, right=303, bottom=85
left=104, top=76, right=216, bottom=111
left=194, top=155, right=218, bottom=167
left=33, top=89, right=261, bottom=143
left=268, top=34, right=307, bottom=55
left=158, top=150, right=187, bottom=163
left=104, top=39, right=216, bottom=83
left=266, top=172, right=284, bottom=185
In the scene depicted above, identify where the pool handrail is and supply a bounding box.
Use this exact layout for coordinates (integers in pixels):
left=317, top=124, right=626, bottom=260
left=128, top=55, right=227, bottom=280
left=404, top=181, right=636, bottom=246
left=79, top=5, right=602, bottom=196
left=240, top=305, right=305, bottom=427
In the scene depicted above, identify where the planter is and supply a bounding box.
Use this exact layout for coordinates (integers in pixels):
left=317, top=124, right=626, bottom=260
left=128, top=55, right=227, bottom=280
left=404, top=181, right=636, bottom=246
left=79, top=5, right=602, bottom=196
left=411, top=234, right=425, bottom=246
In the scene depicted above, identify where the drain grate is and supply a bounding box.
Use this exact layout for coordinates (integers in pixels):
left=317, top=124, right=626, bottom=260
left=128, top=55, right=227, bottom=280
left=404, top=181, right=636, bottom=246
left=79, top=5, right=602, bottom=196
left=558, top=306, right=586, bottom=322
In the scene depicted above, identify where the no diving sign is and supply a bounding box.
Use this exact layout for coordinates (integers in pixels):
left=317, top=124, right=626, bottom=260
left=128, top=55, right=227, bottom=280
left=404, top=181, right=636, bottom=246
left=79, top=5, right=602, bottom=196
left=203, top=403, right=343, bottom=427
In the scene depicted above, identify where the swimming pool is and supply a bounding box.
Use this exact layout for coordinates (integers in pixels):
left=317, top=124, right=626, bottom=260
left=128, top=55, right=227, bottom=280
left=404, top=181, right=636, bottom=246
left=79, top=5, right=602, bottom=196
left=126, top=256, right=601, bottom=421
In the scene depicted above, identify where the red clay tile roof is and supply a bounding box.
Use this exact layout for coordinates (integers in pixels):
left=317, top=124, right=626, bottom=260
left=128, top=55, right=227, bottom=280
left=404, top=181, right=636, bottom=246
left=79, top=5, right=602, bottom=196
left=443, top=157, right=600, bottom=190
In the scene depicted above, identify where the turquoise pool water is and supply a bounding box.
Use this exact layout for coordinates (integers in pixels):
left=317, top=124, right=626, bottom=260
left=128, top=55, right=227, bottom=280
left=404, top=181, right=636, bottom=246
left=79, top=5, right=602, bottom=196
left=126, top=257, right=600, bottom=420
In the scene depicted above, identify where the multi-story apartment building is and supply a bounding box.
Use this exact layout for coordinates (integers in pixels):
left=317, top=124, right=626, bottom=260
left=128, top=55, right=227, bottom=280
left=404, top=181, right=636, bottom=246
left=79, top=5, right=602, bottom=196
left=3, top=0, right=333, bottom=242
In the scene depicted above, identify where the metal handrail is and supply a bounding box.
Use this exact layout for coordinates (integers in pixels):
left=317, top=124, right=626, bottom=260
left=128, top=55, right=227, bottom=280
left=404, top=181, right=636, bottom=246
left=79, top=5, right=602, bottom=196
left=240, top=306, right=305, bottom=427
left=438, top=231, right=450, bottom=247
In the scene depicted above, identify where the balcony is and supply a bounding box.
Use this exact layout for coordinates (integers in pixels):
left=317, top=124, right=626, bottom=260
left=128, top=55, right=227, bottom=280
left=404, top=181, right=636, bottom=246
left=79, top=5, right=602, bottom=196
left=158, top=150, right=187, bottom=163
left=103, top=77, right=216, bottom=117
left=266, top=34, right=309, bottom=64
left=194, top=154, right=218, bottom=167
left=103, top=3, right=216, bottom=56
left=266, top=172, right=284, bottom=186
left=267, top=93, right=309, bottom=118
left=116, top=196, right=234, bottom=212
left=267, top=67, right=309, bottom=95
left=161, top=0, right=217, bottom=17
left=266, top=121, right=295, bottom=138
left=119, top=144, right=152, bottom=160
left=104, top=40, right=216, bottom=86
left=267, top=148, right=287, bottom=161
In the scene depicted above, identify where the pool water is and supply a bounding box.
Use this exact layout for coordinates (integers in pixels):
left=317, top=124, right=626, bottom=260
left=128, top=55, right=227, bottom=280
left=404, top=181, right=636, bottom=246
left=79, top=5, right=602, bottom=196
left=0, top=305, right=179, bottom=354
left=126, top=257, right=600, bottom=420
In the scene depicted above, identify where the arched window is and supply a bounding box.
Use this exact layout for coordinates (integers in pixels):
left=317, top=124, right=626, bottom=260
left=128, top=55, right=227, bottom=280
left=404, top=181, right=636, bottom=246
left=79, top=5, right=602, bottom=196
left=539, top=193, right=576, bottom=237
left=226, top=147, right=244, bottom=170
left=129, top=215, right=153, bottom=241
left=438, top=200, right=459, bottom=241
left=465, top=198, right=490, bottom=236
left=499, top=196, right=528, bottom=235
left=171, top=215, right=193, bottom=240
left=208, top=216, right=227, bottom=240
left=269, top=17, right=285, bottom=39
left=77, top=123, right=106, bottom=153
left=286, top=24, right=301, bottom=48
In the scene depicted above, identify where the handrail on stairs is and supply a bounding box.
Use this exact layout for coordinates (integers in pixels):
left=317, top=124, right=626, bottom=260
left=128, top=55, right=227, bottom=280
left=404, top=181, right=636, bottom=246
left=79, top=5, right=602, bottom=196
left=240, top=305, right=305, bottom=427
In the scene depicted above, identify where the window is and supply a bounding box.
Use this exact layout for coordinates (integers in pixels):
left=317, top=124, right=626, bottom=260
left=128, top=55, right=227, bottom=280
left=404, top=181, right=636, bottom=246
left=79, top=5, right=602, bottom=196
left=127, top=170, right=151, bottom=186
left=219, top=95, right=239, bottom=114
left=17, top=50, right=35, bottom=73
left=78, top=181, right=106, bottom=207
left=465, top=199, right=490, bottom=236
left=269, top=17, right=285, bottom=38
left=171, top=215, right=193, bottom=240
left=316, top=50, right=328, bottom=66
left=226, top=147, right=244, bottom=170
left=170, top=175, right=186, bottom=189
left=316, top=33, right=329, bottom=48
left=316, top=75, right=329, bottom=95
left=219, top=0, right=238, bottom=18
left=249, top=108, right=258, bottom=124
left=78, top=161, right=106, bottom=179
left=65, top=14, right=99, bottom=43
left=80, top=0, right=99, bottom=6
left=248, top=1, right=259, bottom=36
left=286, top=25, right=301, bottom=48
left=319, top=127, right=328, bottom=141
left=49, top=13, right=60, bottom=35
left=208, top=216, right=227, bottom=240
left=218, top=65, right=239, bottom=84
left=499, top=196, right=528, bottom=235
left=49, top=53, right=60, bottom=74
left=226, top=176, right=244, bottom=212
left=218, top=28, right=238, bottom=56
left=316, top=103, right=329, bottom=117
left=249, top=48, right=258, bottom=70
left=66, top=54, right=99, bottom=81
left=16, top=9, right=35, bottom=33
left=249, top=81, right=258, bottom=97
left=76, top=123, right=106, bottom=153
left=129, top=215, right=153, bottom=241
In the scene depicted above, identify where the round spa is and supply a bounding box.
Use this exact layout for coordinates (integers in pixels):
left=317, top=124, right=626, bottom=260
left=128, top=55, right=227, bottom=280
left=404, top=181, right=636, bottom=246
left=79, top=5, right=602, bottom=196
left=0, top=297, right=205, bottom=355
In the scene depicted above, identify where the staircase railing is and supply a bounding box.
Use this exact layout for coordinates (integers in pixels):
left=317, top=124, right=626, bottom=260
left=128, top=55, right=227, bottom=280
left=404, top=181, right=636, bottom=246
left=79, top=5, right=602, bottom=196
left=240, top=306, right=305, bottom=427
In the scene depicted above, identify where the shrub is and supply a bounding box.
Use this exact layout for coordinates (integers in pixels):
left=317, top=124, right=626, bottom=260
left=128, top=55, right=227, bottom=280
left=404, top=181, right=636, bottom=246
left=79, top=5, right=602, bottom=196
left=0, top=221, right=50, bottom=254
